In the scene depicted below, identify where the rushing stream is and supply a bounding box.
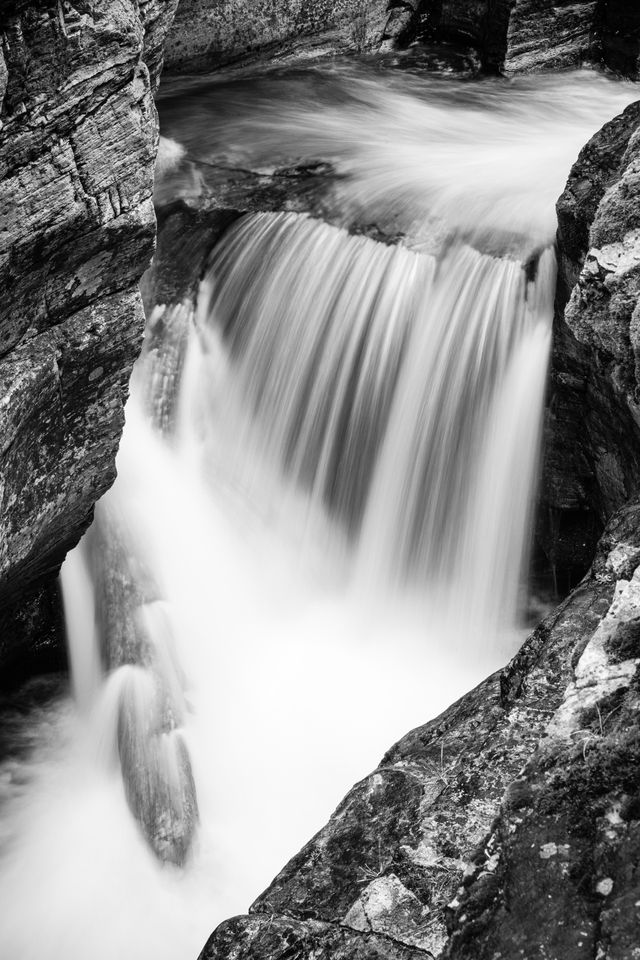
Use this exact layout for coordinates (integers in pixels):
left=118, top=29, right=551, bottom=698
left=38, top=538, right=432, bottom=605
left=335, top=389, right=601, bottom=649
left=0, top=59, right=637, bottom=960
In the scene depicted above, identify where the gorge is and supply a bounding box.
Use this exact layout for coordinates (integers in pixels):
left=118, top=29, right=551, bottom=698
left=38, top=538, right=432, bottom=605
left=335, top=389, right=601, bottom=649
left=1, top=3, right=640, bottom=960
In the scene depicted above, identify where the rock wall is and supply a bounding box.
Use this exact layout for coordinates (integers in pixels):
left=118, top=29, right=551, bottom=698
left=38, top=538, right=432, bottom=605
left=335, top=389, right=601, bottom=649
left=445, top=503, right=640, bottom=960
left=538, top=99, right=640, bottom=591
left=163, top=0, right=414, bottom=73
left=0, top=0, right=177, bottom=683
left=502, top=0, right=597, bottom=74
left=417, top=0, right=640, bottom=76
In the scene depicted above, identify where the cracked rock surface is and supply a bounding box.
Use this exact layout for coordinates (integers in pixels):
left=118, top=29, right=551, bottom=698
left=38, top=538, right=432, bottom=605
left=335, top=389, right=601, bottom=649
left=0, top=0, right=177, bottom=681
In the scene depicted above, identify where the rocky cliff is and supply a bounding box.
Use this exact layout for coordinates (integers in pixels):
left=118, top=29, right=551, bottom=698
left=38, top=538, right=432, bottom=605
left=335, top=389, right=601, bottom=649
left=0, top=0, right=177, bottom=683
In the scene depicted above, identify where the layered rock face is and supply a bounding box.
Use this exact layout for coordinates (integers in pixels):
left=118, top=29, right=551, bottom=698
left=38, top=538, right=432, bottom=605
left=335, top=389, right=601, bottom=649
left=0, top=0, right=177, bottom=682
left=539, top=100, right=640, bottom=590
left=164, top=0, right=413, bottom=73
left=501, top=0, right=597, bottom=73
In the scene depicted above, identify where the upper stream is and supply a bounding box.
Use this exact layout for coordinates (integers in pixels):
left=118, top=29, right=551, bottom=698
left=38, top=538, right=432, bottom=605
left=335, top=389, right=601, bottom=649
left=0, top=58, right=636, bottom=960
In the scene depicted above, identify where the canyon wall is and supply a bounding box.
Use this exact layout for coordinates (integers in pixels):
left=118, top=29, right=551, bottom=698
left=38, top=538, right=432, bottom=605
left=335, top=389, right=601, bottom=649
left=0, top=0, right=177, bottom=682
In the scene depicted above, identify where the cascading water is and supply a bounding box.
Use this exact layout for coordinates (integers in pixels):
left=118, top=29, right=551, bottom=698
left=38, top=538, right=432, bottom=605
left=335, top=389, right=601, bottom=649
left=200, top=211, right=556, bottom=633
left=0, top=62, right=636, bottom=960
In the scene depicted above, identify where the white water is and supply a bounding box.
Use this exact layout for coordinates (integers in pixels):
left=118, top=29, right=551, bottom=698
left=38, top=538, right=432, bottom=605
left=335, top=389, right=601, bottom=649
left=202, top=212, right=556, bottom=632
left=158, top=67, right=638, bottom=254
left=0, top=64, right=637, bottom=960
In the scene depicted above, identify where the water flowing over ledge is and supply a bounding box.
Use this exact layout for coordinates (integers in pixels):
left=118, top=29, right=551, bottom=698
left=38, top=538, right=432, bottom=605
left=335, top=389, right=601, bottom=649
left=200, top=212, right=555, bottom=632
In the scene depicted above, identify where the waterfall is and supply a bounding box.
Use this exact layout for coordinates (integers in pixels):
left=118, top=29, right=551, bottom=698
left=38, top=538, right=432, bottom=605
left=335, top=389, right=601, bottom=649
left=58, top=208, right=553, bottom=869
left=2, top=63, right=636, bottom=960
left=200, top=211, right=555, bottom=632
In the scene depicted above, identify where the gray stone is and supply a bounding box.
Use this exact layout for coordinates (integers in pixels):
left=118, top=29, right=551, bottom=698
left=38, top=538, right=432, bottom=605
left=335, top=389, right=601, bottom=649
left=164, top=0, right=391, bottom=74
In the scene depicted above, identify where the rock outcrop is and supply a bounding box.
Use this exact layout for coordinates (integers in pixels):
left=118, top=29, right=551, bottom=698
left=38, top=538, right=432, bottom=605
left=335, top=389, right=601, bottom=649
left=0, top=1, right=177, bottom=682
left=538, top=99, right=640, bottom=591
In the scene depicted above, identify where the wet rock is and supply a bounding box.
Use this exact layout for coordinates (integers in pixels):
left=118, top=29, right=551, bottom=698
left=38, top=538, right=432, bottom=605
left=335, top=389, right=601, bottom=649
left=0, top=1, right=177, bottom=678
left=537, top=99, right=640, bottom=590
left=118, top=716, right=199, bottom=866
left=164, top=0, right=392, bottom=74
left=140, top=202, right=242, bottom=432
left=501, top=0, right=597, bottom=75
left=0, top=580, right=67, bottom=691
left=140, top=1, right=181, bottom=94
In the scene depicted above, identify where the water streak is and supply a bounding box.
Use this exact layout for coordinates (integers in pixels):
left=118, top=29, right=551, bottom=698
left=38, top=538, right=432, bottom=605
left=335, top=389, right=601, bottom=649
left=202, top=212, right=555, bottom=634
